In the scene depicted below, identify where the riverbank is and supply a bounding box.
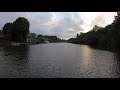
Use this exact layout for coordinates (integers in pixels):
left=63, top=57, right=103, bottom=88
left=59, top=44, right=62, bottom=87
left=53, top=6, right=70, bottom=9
left=69, top=42, right=120, bottom=53
left=0, top=39, right=67, bottom=47
left=0, top=39, right=45, bottom=46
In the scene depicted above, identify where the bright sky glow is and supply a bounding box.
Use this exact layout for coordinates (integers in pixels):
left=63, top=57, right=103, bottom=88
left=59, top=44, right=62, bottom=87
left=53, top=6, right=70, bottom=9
left=0, top=12, right=117, bottom=39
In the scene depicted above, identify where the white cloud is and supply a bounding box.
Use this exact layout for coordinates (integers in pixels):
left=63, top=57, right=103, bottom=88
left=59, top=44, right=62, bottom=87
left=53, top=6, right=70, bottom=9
left=0, top=12, right=117, bottom=39
left=79, top=12, right=117, bottom=32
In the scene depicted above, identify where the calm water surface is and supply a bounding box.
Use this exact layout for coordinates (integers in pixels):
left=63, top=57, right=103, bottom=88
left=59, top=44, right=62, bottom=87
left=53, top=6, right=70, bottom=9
left=0, top=43, right=120, bottom=78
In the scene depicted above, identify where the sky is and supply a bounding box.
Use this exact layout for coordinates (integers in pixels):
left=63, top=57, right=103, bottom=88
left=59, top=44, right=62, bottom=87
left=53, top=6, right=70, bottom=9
left=0, top=12, right=117, bottom=39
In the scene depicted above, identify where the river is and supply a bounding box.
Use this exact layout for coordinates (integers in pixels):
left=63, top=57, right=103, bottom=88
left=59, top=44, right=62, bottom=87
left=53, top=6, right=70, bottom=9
left=0, top=42, right=120, bottom=78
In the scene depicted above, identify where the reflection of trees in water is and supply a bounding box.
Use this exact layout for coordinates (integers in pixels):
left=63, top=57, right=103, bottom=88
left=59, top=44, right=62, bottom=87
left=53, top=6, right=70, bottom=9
left=0, top=45, right=31, bottom=78
left=2, top=45, right=30, bottom=67
left=113, top=53, right=120, bottom=78
left=114, top=53, right=120, bottom=60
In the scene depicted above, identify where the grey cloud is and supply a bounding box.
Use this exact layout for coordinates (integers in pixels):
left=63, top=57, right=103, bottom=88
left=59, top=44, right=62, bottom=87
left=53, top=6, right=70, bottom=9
left=90, top=15, right=106, bottom=27
left=0, top=12, right=88, bottom=39
left=0, top=12, right=116, bottom=39
left=0, top=12, right=19, bottom=27
left=47, top=13, right=84, bottom=39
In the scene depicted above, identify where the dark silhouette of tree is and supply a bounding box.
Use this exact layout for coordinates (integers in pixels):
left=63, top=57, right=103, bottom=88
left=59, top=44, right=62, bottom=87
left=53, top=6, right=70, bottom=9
left=12, top=17, right=30, bottom=42
left=37, top=34, right=62, bottom=42
left=2, top=17, right=30, bottom=42
left=76, top=33, right=79, bottom=38
left=37, top=34, right=43, bottom=37
left=68, top=12, right=120, bottom=51
left=92, top=25, right=99, bottom=31
left=2, top=23, right=13, bottom=40
left=43, top=36, right=61, bottom=42
left=2, top=17, right=64, bottom=43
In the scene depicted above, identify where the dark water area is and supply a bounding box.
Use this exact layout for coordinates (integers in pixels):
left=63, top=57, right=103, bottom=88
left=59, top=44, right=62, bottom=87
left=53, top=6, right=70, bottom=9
left=0, top=43, right=120, bottom=78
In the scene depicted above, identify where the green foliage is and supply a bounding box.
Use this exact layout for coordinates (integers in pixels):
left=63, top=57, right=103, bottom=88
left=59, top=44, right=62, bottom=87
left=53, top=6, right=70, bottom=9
left=37, top=34, right=43, bottom=37
left=2, top=17, right=30, bottom=42
left=13, top=17, right=30, bottom=33
left=43, top=35, right=61, bottom=42
left=69, top=12, right=120, bottom=51
left=2, top=23, right=13, bottom=40
left=76, top=33, right=79, bottom=38
left=12, top=17, right=30, bottom=42
left=37, top=34, right=62, bottom=43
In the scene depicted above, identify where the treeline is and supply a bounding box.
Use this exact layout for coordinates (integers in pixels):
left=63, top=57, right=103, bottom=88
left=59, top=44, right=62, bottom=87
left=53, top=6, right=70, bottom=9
left=42, top=35, right=64, bottom=42
left=1, top=17, right=65, bottom=43
left=68, top=12, right=120, bottom=51
left=35, top=34, right=65, bottom=42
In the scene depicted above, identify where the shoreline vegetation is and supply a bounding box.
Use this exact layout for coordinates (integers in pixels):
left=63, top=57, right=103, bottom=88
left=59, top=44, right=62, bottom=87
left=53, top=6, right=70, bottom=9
left=68, top=12, right=120, bottom=53
left=1, top=12, right=120, bottom=53
left=0, top=17, right=67, bottom=46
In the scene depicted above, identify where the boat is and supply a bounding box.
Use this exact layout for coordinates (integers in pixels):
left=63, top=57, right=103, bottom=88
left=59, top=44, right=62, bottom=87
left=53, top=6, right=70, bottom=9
left=44, top=40, right=49, bottom=43
left=11, top=42, right=20, bottom=46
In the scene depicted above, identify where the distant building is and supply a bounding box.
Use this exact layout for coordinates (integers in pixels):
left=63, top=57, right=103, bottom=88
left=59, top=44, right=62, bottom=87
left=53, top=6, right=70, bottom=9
left=26, top=33, right=37, bottom=43
left=26, top=33, right=49, bottom=44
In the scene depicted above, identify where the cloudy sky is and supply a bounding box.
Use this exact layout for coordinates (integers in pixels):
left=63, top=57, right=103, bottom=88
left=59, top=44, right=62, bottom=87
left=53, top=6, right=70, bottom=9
left=0, top=12, right=117, bottom=39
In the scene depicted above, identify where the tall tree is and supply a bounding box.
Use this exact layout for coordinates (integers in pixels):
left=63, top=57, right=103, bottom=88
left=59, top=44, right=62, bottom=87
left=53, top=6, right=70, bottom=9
left=76, top=33, right=79, bottom=38
left=12, top=17, right=30, bottom=42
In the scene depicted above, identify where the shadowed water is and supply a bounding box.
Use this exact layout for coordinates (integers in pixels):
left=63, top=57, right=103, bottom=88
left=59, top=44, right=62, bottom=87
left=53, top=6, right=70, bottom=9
left=0, top=43, right=120, bottom=78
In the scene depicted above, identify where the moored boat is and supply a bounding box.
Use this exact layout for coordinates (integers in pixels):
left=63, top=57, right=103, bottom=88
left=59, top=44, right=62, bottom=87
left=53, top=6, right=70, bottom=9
left=11, top=42, right=20, bottom=46
left=44, top=40, right=49, bottom=43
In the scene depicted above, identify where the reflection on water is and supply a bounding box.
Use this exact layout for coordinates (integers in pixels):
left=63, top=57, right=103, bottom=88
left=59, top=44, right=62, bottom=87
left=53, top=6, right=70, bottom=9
left=78, top=45, right=120, bottom=78
left=0, top=43, right=120, bottom=78
left=80, top=45, right=93, bottom=69
left=0, top=45, right=30, bottom=78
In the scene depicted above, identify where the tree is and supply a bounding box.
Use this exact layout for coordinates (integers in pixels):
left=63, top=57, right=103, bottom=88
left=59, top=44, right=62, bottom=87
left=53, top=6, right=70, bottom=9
left=68, top=12, right=120, bottom=51
left=12, top=17, right=30, bottom=42
left=13, top=17, right=30, bottom=33
left=2, top=17, right=30, bottom=42
left=2, top=22, right=13, bottom=40
left=37, top=34, right=43, bottom=37
left=76, top=33, right=79, bottom=38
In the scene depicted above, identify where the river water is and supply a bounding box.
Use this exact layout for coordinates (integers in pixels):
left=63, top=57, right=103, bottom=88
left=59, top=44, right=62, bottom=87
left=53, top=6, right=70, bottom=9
left=0, top=43, right=120, bottom=78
